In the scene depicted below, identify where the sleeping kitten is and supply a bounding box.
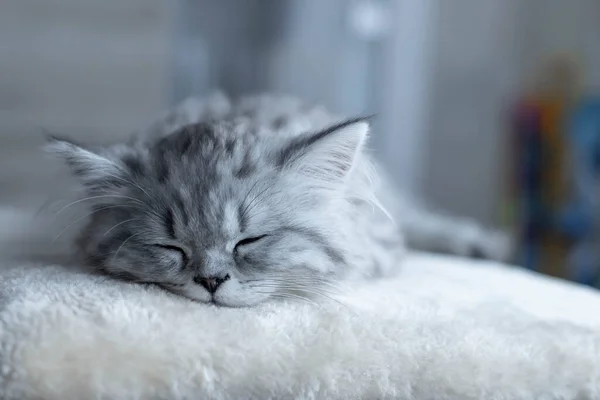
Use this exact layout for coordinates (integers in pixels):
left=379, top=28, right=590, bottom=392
left=46, top=93, right=509, bottom=307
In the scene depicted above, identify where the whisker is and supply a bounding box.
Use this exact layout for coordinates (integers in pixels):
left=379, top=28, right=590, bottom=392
left=240, top=182, right=278, bottom=222
left=265, top=274, right=344, bottom=284
left=252, top=279, right=350, bottom=310
left=295, top=288, right=352, bottom=311
left=52, top=205, right=135, bottom=242
left=56, top=194, right=144, bottom=215
left=247, top=276, right=350, bottom=310
left=239, top=206, right=282, bottom=223
left=246, top=276, right=348, bottom=293
left=243, top=189, right=280, bottom=220
left=103, top=218, right=137, bottom=236
left=258, top=292, right=320, bottom=307
left=239, top=180, right=263, bottom=217
left=113, top=233, right=141, bottom=260
left=101, top=172, right=153, bottom=200
left=248, top=282, right=341, bottom=297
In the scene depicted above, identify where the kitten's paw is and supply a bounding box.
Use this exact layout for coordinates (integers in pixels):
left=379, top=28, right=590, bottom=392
left=467, top=229, right=513, bottom=262
left=445, top=221, right=513, bottom=262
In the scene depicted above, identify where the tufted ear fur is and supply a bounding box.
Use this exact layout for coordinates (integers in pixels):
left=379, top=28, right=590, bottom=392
left=276, top=118, right=370, bottom=183
left=45, top=135, right=127, bottom=192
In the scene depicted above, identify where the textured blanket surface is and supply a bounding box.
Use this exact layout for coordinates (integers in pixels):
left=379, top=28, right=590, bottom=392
left=1, top=246, right=600, bottom=399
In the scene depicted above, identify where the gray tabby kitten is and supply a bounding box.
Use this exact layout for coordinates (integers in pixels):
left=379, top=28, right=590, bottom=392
left=47, top=93, right=508, bottom=307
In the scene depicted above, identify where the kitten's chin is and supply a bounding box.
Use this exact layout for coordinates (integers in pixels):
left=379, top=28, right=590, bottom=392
left=211, top=290, right=272, bottom=308
left=170, top=281, right=272, bottom=308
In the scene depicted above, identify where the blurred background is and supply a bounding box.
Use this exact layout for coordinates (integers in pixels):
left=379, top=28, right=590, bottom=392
left=1, top=0, right=600, bottom=284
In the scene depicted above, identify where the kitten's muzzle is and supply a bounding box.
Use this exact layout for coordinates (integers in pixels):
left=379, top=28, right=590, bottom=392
left=193, top=274, right=230, bottom=294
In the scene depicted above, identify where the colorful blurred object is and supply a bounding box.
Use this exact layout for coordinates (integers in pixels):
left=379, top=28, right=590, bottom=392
left=562, top=96, right=600, bottom=286
left=508, top=54, right=600, bottom=287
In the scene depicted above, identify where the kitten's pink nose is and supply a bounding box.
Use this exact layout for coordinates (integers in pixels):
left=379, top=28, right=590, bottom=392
left=193, top=274, right=230, bottom=294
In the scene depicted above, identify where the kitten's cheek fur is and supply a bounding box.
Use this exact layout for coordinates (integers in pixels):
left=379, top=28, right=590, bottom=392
left=175, top=282, right=212, bottom=303
left=174, top=280, right=273, bottom=307
left=213, top=283, right=274, bottom=307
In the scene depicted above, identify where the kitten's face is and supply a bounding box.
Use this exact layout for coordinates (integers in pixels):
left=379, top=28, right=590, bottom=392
left=48, top=120, right=368, bottom=307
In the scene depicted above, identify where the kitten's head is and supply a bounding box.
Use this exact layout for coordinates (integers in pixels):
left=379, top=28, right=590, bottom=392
left=47, top=119, right=371, bottom=307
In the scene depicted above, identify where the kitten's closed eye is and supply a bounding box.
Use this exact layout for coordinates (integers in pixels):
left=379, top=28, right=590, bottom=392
left=235, top=235, right=268, bottom=249
left=155, top=244, right=188, bottom=263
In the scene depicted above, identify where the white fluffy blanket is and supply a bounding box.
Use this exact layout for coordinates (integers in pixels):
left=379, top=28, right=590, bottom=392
left=1, top=241, right=600, bottom=399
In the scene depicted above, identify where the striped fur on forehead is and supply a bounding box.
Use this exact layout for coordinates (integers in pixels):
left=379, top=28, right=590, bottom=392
left=148, top=122, right=270, bottom=182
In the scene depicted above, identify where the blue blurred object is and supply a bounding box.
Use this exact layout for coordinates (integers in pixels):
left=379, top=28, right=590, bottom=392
left=513, top=95, right=600, bottom=285
left=512, top=101, right=545, bottom=271
left=560, top=96, right=600, bottom=286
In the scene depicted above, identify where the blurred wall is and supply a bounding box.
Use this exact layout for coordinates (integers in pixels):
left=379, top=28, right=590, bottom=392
left=0, top=0, right=171, bottom=207
left=172, top=0, right=377, bottom=121
left=422, top=0, right=520, bottom=226
left=516, top=0, right=600, bottom=89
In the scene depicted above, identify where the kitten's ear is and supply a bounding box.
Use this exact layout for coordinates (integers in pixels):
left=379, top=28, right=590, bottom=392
left=277, top=118, right=370, bottom=182
left=45, top=135, right=124, bottom=187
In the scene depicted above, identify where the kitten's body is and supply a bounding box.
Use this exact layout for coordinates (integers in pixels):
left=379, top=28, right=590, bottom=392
left=47, top=93, right=509, bottom=307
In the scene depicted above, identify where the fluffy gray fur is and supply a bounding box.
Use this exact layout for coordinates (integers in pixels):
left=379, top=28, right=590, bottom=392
left=46, top=93, right=509, bottom=307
